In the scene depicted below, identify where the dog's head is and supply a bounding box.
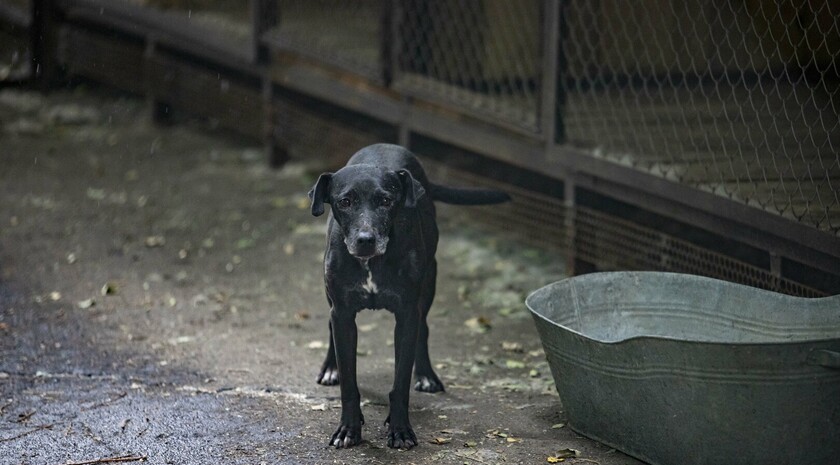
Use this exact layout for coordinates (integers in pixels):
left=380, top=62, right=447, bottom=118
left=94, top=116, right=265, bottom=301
left=309, top=165, right=425, bottom=259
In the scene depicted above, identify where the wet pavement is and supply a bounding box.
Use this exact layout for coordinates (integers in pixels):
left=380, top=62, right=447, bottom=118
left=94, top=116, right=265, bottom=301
left=0, top=86, right=642, bottom=465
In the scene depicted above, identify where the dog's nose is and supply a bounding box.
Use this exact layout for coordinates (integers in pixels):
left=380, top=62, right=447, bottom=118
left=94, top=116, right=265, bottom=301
left=356, top=231, right=375, bottom=247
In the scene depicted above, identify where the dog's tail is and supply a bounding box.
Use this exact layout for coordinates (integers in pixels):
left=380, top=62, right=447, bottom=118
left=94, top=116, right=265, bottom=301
left=429, top=183, right=511, bottom=205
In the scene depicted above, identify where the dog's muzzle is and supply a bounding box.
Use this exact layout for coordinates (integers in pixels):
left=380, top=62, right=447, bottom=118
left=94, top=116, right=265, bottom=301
left=345, top=231, right=388, bottom=259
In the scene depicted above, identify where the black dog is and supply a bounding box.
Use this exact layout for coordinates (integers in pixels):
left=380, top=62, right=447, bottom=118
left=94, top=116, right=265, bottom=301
left=309, top=144, right=510, bottom=449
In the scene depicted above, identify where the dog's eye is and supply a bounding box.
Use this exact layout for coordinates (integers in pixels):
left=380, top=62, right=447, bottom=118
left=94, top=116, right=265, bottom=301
left=380, top=197, right=392, bottom=207
left=337, top=198, right=352, bottom=208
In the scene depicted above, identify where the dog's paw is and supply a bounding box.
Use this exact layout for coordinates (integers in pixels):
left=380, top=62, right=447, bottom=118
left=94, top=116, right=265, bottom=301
left=329, top=422, right=362, bottom=449
left=387, top=424, right=417, bottom=449
left=414, top=375, right=445, bottom=393
left=317, top=366, right=339, bottom=386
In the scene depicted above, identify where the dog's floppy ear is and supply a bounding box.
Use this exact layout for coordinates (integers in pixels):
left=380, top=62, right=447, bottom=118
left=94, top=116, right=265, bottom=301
left=309, top=173, right=332, bottom=217
left=397, top=169, right=425, bottom=208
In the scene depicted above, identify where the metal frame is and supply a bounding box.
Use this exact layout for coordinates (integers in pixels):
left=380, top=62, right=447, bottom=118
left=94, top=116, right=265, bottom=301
left=261, top=0, right=838, bottom=288
left=11, top=0, right=836, bottom=291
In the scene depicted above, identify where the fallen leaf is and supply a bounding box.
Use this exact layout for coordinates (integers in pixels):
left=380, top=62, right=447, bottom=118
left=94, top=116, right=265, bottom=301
left=547, top=457, right=564, bottom=463
left=49, top=291, right=61, bottom=301
left=486, top=429, right=509, bottom=439
left=66, top=253, right=77, bottom=264
left=310, top=403, right=327, bottom=411
left=429, top=437, right=451, bottom=445
left=502, top=341, right=523, bottom=352
left=283, top=243, right=295, bottom=255
left=145, top=236, right=165, bottom=247
left=464, top=441, right=478, bottom=448
left=235, top=238, right=255, bottom=249
left=358, top=323, right=377, bottom=332
left=101, top=282, right=117, bottom=296
left=169, top=336, right=195, bottom=345
left=505, top=360, right=525, bottom=369
left=457, top=284, right=470, bottom=302
left=506, top=437, right=522, bottom=443
left=307, top=340, right=327, bottom=349
left=465, top=316, right=491, bottom=333
left=0, top=322, right=8, bottom=331
left=498, top=307, right=515, bottom=317
left=551, top=423, right=566, bottom=429
left=530, top=369, right=541, bottom=378
left=554, top=448, right=581, bottom=458
left=468, top=364, right=484, bottom=375
left=86, top=187, right=106, bottom=200
left=294, top=311, right=310, bottom=320
left=77, top=298, right=95, bottom=309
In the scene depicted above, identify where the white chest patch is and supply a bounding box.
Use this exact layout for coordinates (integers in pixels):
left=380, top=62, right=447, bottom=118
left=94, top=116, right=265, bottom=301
left=362, top=271, right=378, bottom=294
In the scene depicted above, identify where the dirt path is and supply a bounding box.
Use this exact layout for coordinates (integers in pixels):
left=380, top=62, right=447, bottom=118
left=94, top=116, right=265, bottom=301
left=0, top=87, right=640, bottom=465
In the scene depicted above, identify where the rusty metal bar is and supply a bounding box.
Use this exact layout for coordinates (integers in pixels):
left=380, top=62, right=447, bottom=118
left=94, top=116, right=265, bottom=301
left=539, top=0, right=561, bottom=146
left=33, top=0, right=60, bottom=88
left=251, top=0, right=277, bottom=64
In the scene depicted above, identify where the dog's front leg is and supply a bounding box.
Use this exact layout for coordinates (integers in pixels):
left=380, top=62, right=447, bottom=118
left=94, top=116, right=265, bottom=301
left=329, top=308, right=364, bottom=448
left=386, top=307, right=420, bottom=449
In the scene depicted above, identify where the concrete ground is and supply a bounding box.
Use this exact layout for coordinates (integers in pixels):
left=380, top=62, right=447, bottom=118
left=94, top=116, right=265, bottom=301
left=0, top=86, right=642, bottom=465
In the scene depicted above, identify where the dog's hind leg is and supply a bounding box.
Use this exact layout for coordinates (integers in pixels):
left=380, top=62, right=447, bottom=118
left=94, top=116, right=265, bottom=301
left=413, top=259, right=445, bottom=393
left=317, top=320, right=340, bottom=386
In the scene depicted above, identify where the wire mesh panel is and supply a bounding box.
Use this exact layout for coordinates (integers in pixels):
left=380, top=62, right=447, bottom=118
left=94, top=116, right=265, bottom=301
left=269, top=0, right=385, bottom=81
left=422, top=157, right=569, bottom=255
left=270, top=94, right=394, bottom=167
left=574, top=205, right=826, bottom=297
left=395, top=0, right=543, bottom=133
left=0, top=0, right=32, bottom=81
left=560, top=0, right=840, bottom=236
left=422, top=157, right=824, bottom=297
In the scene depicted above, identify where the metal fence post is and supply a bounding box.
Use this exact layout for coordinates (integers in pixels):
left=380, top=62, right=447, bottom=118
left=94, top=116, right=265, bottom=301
left=540, top=0, right=564, bottom=147
left=251, top=0, right=278, bottom=64
left=253, top=0, right=287, bottom=167
left=32, top=0, right=60, bottom=90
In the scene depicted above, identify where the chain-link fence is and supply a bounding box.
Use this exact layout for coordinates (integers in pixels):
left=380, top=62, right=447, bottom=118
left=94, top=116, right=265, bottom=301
left=267, top=0, right=838, bottom=237
left=271, top=0, right=385, bottom=81
left=395, top=0, right=542, bottom=132
left=560, top=0, right=839, bottom=236
left=269, top=0, right=542, bottom=131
